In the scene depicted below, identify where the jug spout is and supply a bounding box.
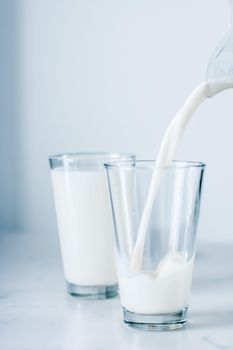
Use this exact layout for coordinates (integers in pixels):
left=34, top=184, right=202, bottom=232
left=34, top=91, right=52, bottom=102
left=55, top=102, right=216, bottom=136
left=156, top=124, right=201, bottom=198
left=206, top=0, right=233, bottom=80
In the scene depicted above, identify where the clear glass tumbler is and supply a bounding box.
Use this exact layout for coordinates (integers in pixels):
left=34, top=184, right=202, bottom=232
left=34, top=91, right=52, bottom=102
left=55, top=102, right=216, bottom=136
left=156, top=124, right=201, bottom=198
left=49, top=152, right=135, bottom=299
left=105, top=160, right=205, bottom=329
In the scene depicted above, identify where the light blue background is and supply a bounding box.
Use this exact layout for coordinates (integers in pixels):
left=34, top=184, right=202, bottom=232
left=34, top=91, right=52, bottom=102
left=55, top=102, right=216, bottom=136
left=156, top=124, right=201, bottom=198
left=1, top=0, right=232, bottom=242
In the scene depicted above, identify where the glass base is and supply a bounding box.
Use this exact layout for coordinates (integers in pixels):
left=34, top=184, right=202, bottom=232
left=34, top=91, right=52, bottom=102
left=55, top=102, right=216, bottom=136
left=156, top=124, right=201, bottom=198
left=66, top=281, right=118, bottom=299
left=123, top=306, right=188, bottom=331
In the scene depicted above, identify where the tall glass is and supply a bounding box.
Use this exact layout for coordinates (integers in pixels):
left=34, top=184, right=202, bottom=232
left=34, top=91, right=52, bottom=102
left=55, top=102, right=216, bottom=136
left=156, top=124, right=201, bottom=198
left=105, top=160, right=205, bottom=329
left=49, top=152, right=135, bottom=299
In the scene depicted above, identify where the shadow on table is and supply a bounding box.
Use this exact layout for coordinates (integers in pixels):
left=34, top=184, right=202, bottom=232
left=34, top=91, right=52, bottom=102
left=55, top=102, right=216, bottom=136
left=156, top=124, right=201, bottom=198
left=188, top=309, right=233, bottom=330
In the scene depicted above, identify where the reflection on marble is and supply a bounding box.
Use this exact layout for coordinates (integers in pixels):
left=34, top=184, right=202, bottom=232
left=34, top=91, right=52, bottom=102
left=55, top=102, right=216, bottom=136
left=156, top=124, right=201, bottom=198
left=0, top=231, right=233, bottom=350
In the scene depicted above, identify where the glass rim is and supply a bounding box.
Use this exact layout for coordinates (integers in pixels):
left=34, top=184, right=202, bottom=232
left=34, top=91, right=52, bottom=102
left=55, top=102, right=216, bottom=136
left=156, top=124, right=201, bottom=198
left=48, top=152, right=135, bottom=163
left=104, top=160, right=206, bottom=170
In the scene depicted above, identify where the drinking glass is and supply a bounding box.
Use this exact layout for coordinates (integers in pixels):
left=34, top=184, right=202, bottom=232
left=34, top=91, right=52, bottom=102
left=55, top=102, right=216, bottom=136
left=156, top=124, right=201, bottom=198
left=105, top=160, right=205, bottom=329
left=49, top=152, right=135, bottom=299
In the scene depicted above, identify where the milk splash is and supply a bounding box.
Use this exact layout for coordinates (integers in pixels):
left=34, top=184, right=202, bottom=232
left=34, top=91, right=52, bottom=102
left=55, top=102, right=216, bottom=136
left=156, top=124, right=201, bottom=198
left=130, top=77, right=233, bottom=273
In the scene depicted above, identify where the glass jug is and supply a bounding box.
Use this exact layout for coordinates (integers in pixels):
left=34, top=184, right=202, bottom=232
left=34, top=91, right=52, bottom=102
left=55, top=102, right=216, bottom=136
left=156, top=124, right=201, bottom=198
left=207, top=0, right=233, bottom=79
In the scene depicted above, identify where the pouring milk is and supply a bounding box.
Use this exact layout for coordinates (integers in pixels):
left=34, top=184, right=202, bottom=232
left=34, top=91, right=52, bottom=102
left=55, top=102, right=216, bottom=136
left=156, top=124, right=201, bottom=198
left=130, top=77, right=233, bottom=274
left=116, top=0, right=233, bottom=315
left=113, top=77, right=233, bottom=315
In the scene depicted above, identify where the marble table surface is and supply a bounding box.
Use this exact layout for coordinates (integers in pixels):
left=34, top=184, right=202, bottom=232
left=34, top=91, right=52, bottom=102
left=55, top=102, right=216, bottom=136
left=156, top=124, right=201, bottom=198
left=1, top=231, right=233, bottom=350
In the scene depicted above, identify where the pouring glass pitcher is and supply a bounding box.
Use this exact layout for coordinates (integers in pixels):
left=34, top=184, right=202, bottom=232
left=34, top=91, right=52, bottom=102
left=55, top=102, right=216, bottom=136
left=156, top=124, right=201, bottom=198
left=207, top=0, right=233, bottom=79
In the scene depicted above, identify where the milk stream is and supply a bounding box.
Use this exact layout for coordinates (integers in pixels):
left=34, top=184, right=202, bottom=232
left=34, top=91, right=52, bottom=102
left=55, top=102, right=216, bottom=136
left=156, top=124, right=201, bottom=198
left=130, top=77, right=233, bottom=273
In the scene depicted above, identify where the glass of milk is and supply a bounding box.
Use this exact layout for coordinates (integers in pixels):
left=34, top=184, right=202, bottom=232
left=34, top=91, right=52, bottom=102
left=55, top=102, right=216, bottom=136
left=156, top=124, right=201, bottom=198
left=105, top=160, right=205, bottom=329
left=49, top=152, right=135, bottom=299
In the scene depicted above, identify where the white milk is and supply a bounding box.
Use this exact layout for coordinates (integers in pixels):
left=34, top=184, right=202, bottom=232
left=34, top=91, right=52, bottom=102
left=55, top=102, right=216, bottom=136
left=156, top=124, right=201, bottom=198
left=119, top=252, right=194, bottom=314
left=51, top=168, right=117, bottom=286
left=130, top=78, right=233, bottom=273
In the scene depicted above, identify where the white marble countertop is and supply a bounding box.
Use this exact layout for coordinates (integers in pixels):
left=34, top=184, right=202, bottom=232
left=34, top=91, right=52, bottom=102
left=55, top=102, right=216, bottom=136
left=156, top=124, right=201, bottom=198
left=1, top=231, right=233, bottom=350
